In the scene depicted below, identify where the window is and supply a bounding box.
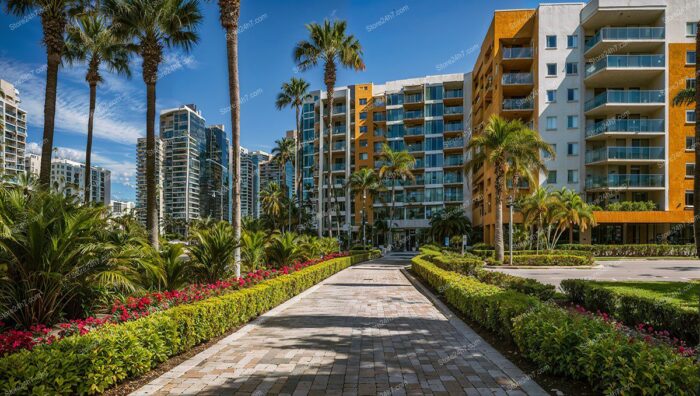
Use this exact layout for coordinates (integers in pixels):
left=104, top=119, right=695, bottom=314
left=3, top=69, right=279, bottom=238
left=565, top=62, right=578, bottom=75
left=359, top=126, right=368, bottom=133
left=546, top=90, right=557, bottom=102
left=373, top=142, right=383, bottom=152
left=687, top=22, right=698, bottom=37
left=567, top=88, right=579, bottom=102
left=686, top=137, right=696, bottom=150
left=546, top=35, right=557, bottom=49
left=425, top=136, right=443, bottom=151
left=546, top=63, right=557, bottom=76
left=687, top=51, right=697, bottom=65
left=687, top=110, right=697, bottom=123
left=425, top=153, right=444, bottom=168
left=567, top=142, right=579, bottom=156
left=687, top=78, right=697, bottom=90
left=359, top=112, right=367, bottom=120
left=359, top=98, right=367, bottom=105
left=567, top=115, right=579, bottom=129
left=543, top=144, right=556, bottom=159
left=546, top=116, right=557, bottom=130
left=567, top=169, right=579, bottom=183
left=547, top=170, right=557, bottom=184
left=686, top=163, right=695, bottom=178
left=359, top=139, right=368, bottom=147
left=359, top=153, right=368, bottom=160
left=567, top=35, right=578, bottom=48
left=686, top=190, right=694, bottom=207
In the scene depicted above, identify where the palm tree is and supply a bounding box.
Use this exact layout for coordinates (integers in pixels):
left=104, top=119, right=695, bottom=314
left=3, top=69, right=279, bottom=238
left=272, top=137, right=295, bottom=231
left=266, top=232, right=302, bottom=268
left=3, top=0, right=83, bottom=188
left=465, top=115, right=553, bottom=262
left=215, top=0, right=242, bottom=277
left=519, top=186, right=552, bottom=251
left=260, top=182, right=283, bottom=229
left=347, top=168, right=382, bottom=246
left=377, top=144, right=415, bottom=250
left=240, top=230, right=267, bottom=271
left=189, top=221, right=237, bottom=283
left=294, top=19, right=365, bottom=237
left=64, top=13, right=131, bottom=204
left=429, top=206, right=471, bottom=246
left=507, top=124, right=552, bottom=202
left=275, top=77, right=310, bottom=221
left=553, top=187, right=596, bottom=244
left=105, top=0, right=202, bottom=250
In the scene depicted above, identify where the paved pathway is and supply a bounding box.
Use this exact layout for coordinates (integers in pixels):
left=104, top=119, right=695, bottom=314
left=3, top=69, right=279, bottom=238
left=134, top=255, right=545, bottom=396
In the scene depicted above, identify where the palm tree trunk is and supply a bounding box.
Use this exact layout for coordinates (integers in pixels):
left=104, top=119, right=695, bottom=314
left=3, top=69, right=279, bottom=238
left=295, top=105, right=303, bottom=227
left=694, top=22, right=700, bottom=256
left=146, top=81, right=159, bottom=250
left=494, top=165, right=505, bottom=262
left=84, top=82, right=97, bottom=205
left=39, top=51, right=61, bottom=188
left=225, top=26, right=242, bottom=277
left=569, top=223, right=574, bottom=244
left=325, top=84, right=334, bottom=238
left=389, top=178, right=396, bottom=249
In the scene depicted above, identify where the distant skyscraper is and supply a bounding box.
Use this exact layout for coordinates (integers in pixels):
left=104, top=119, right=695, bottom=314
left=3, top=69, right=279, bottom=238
left=202, top=124, right=230, bottom=221
left=24, top=153, right=40, bottom=177
left=25, top=157, right=111, bottom=204
left=136, top=137, right=164, bottom=227
left=110, top=200, right=135, bottom=216
left=240, top=147, right=255, bottom=218
left=0, top=80, right=27, bottom=177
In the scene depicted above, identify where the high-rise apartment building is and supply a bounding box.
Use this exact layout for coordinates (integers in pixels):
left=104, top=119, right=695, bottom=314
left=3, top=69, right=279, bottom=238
left=110, top=200, right=135, bottom=216
left=240, top=148, right=273, bottom=218
left=136, top=137, right=165, bottom=227
left=202, top=124, right=231, bottom=221
left=301, top=74, right=471, bottom=249
left=0, top=80, right=27, bottom=177
left=470, top=0, right=700, bottom=244
left=33, top=157, right=111, bottom=204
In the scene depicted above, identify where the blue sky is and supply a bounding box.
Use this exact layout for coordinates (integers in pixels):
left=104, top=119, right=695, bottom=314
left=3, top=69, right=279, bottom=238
left=0, top=0, right=558, bottom=201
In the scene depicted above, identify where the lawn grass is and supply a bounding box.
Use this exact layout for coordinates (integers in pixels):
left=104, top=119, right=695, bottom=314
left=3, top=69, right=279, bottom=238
left=590, top=280, right=699, bottom=311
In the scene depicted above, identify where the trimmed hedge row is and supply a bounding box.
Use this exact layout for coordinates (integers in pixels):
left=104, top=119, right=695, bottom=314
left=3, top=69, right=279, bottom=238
left=411, top=257, right=700, bottom=395
left=472, top=249, right=593, bottom=259
left=0, top=254, right=371, bottom=395
left=561, top=279, right=699, bottom=344
left=557, top=244, right=696, bottom=257
left=423, top=252, right=484, bottom=274
left=487, top=254, right=594, bottom=267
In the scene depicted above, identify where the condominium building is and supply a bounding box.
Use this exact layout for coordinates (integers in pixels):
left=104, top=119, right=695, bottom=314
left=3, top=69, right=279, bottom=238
left=240, top=148, right=273, bottom=218
left=301, top=74, right=471, bottom=249
left=0, top=80, right=27, bottom=177
left=136, top=137, right=165, bottom=227
left=202, top=124, right=231, bottom=221
left=36, top=157, right=111, bottom=204
left=109, top=200, right=135, bottom=216
left=470, top=0, right=700, bottom=244
left=24, top=152, right=40, bottom=177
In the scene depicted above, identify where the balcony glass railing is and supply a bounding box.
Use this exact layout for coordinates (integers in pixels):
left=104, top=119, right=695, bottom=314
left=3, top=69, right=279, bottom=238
left=585, top=55, right=664, bottom=77
left=405, top=126, right=424, bottom=136
left=444, top=106, right=463, bottom=115
left=374, top=100, right=386, bottom=107
left=585, top=174, right=664, bottom=189
left=585, top=27, right=665, bottom=51
left=332, top=163, right=346, bottom=171
left=584, top=90, right=665, bottom=112
left=332, top=105, right=346, bottom=114
left=407, top=144, right=424, bottom=152
left=332, top=143, right=346, bottom=151
left=444, top=123, right=463, bottom=132
left=503, top=98, right=534, bottom=111
left=414, top=160, right=425, bottom=169
left=404, top=94, right=423, bottom=104
left=445, top=192, right=463, bottom=202
left=503, top=47, right=533, bottom=59
left=332, top=126, right=346, bottom=134
left=585, top=119, right=664, bottom=137
left=373, top=113, right=386, bottom=121
left=444, top=138, right=464, bottom=149
left=585, top=146, right=665, bottom=163
left=406, top=193, right=424, bottom=203
left=444, top=156, right=464, bottom=166
left=445, top=89, right=464, bottom=99
left=404, top=110, right=424, bottom=119
left=502, top=72, right=534, bottom=85
left=444, top=173, right=463, bottom=183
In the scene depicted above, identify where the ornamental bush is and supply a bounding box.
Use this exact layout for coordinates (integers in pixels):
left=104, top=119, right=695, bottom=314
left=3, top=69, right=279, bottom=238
left=486, top=254, right=593, bottom=267
left=0, top=253, right=371, bottom=395
left=561, top=279, right=699, bottom=344
left=557, top=244, right=696, bottom=257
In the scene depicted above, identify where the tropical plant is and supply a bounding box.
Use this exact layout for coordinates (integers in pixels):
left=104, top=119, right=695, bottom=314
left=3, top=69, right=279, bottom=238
left=2, top=0, right=85, bottom=187
left=105, top=0, right=202, bottom=249
left=142, top=242, right=190, bottom=290
left=298, top=234, right=322, bottom=261
left=377, top=144, right=415, bottom=249
left=465, top=115, right=554, bottom=262
left=266, top=232, right=302, bottom=268
left=189, top=221, right=237, bottom=283
left=260, top=182, right=284, bottom=229
left=347, top=168, right=382, bottom=246
left=64, top=12, right=131, bottom=204
left=240, top=230, right=267, bottom=271
left=272, top=137, right=295, bottom=231
left=275, top=77, right=310, bottom=223
left=215, top=0, right=242, bottom=277
left=506, top=123, right=551, bottom=203
left=294, top=19, right=365, bottom=237
left=553, top=187, right=596, bottom=244
left=429, top=207, right=471, bottom=245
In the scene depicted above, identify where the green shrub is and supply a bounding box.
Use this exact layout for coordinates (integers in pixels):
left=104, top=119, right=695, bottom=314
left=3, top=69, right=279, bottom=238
left=557, top=244, right=696, bottom=257
left=512, top=304, right=699, bottom=395
left=423, top=253, right=484, bottom=274
left=561, top=279, right=699, bottom=344
left=470, top=249, right=495, bottom=258
left=472, top=269, right=555, bottom=301
left=0, top=254, right=371, bottom=395
left=471, top=242, right=493, bottom=250
left=487, top=254, right=593, bottom=267
left=605, top=200, right=657, bottom=211
left=510, top=249, right=594, bottom=258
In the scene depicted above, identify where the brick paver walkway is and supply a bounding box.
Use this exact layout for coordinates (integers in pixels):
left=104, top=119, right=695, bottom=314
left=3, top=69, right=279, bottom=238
left=133, top=256, right=546, bottom=396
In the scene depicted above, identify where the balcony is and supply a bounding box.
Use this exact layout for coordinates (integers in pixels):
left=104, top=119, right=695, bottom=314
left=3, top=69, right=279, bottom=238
left=404, top=110, right=424, bottom=121
left=332, top=142, right=346, bottom=151
left=332, top=105, right=347, bottom=115
left=331, top=163, right=346, bottom=172
left=502, top=72, right=533, bottom=85
left=332, top=125, right=347, bottom=135
left=585, top=55, right=664, bottom=87
left=585, top=27, right=665, bottom=57
left=502, top=47, right=533, bottom=60
left=407, top=143, right=424, bottom=153
left=405, top=126, right=424, bottom=136
left=585, top=146, right=664, bottom=164
left=444, top=89, right=463, bottom=99
left=584, top=90, right=664, bottom=116
left=444, top=173, right=463, bottom=183
left=444, top=156, right=464, bottom=167
left=445, top=192, right=464, bottom=202
left=585, top=119, right=665, bottom=139
left=443, top=138, right=464, bottom=149
left=585, top=174, right=664, bottom=190
left=502, top=98, right=534, bottom=111
left=444, top=106, right=463, bottom=115
left=404, top=94, right=423, bottom=104
left=444, top=122, right=463, bottom=133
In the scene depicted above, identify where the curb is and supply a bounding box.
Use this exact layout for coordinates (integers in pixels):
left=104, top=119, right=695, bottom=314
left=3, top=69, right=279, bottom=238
left=484, top=264, right=603, bottom=270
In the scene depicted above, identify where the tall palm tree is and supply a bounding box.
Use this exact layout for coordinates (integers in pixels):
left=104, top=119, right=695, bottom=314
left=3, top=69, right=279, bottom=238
left=507, top=124, right=552, bottom=202
left=553, top=187, right=596, bottom=244
left=294, top=19, right=365, bottom=238
left=215, top=0, right=242, bottom=277
left=347, top=168, right=382, bottom=246
left=275, top=77, right=310, bottom=222
left=272, top=137, right=295, bottom=231
left=260, top=182, right=283, bottom=229
left=3, top=0, right=82, bottom=188
left=429, top=206, right=471, bottom=246
left=64, top=13, right=131, bottom=204
left=105, top=0, right=202, bottom=250
left=465, top=115, right=553, bottom=262
left=377, top=144, right=415, bottom=250
left=519, top=186, right=554, bottom=251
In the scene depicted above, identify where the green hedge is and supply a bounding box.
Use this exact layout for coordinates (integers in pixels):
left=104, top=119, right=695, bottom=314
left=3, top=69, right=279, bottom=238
left=411, top=257, right=700, bottom=395
left=511, top=249, right=594, bottom=258
left=487, top=254, right=594, bottom=267
left=0, top=254, right=370, bottom=395
left=557, top=244, right=696, bottom=257
left=348, top=248, right=382, bottom=259
left=423, top=253, right=484, bottom=274
left=561, top=279, right=699, bottom=344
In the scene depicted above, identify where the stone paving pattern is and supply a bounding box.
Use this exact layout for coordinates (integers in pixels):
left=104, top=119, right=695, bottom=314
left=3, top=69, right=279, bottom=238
left=134, top=256, right=546, bottom=395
